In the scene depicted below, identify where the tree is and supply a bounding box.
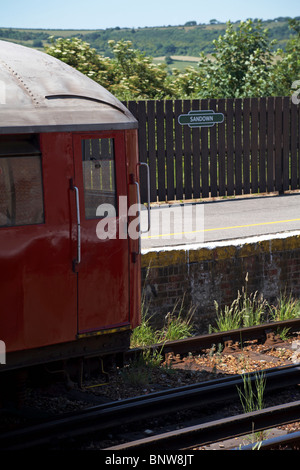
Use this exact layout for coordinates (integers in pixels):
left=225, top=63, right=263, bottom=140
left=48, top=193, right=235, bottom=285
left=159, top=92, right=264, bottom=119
left=271, top=19, right=300, bottom=97
left=172, top=18, right=300, bottom=99
left=171, top=66, right=203, bottom=98
left=185, top=21, right=197, bottom=26
left=107, top=40, right=174, bottom=100
left=44, top=23, right=299, bottom=100
left=45, top=37, right=115, bottom=90
left=45, top=37, right=174, bottom=100
left=194, top=20, right=277, bottom=98
left=165, top=55, right=173, bottom=65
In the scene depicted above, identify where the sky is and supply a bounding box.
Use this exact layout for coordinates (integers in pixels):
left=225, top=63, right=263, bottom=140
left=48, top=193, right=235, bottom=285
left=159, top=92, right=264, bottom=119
left=1, top=0, right=299, bottom=30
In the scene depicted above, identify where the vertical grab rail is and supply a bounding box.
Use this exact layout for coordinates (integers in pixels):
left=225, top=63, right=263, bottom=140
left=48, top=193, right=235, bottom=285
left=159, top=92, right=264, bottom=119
left=70, top=179, right=81, bottom=267
left=133, top=178, right=141, bottom=256
left=138, top=162, right=151, bottom=234
left=74, top=186, right=81, bottom=265
left=130, top=162, right=151, bottom=257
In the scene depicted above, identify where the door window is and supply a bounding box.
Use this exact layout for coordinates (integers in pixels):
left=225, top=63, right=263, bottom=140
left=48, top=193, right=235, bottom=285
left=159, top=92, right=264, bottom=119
left=81, top=138, right=117, bottom=219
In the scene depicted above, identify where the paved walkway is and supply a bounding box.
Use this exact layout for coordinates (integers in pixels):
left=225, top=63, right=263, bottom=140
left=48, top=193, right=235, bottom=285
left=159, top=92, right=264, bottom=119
left=141, top=193, right=300, bottom=249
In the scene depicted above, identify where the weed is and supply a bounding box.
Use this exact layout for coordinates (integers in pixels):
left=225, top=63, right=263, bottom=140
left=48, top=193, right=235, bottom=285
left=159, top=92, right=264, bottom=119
left=130, top=314, right=158, bottom=348
left=270, top=292, right=300, bottom=322
left=237, top=370, right=266, bottom=414
left=129, top=290, right=195, bottom=385
left=276, top=326, right=291, bottom=341
left=212, top=287, right=300, bottom=334
left=209, top=272, right=300, bottom=333
left=237, top=371, right=267, bottom=443
left=240, top=287, right=267, bottom=328
left=131, top=294, right=195, bottom=348
left=211, top=272, right=269, bottom=332
left=120, top=347, right=164, bottom=387
left=156, top=296, right=195, bottom=343
left=212, top=297, right=242, bottom=332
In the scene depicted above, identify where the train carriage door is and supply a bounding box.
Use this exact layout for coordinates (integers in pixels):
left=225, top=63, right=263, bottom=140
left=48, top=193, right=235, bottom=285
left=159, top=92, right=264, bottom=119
left=72, top=132, right=130, bottom=335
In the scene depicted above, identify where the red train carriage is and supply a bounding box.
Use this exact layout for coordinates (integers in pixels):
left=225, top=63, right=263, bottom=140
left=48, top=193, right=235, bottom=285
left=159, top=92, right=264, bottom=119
left=0, top=40, right=143, bottom=372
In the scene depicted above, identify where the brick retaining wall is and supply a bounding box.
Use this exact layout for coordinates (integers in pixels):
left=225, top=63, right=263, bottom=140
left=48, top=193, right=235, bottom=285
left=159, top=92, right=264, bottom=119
left=141, top=232, right=300, bottom=334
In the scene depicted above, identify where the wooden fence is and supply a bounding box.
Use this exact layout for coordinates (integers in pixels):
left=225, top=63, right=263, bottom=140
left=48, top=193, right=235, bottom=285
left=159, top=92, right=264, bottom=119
left=124, top=97, right=300, bottom=204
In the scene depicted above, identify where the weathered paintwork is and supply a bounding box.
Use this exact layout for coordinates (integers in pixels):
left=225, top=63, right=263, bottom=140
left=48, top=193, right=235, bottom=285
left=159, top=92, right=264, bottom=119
left=0, top=40, right=137, bottom=133
left=0, top=41, right=140, bottom=369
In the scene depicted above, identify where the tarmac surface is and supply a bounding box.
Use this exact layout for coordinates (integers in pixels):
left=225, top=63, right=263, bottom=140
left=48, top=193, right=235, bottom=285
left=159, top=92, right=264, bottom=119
left=140, top=193, right=300, bottom=249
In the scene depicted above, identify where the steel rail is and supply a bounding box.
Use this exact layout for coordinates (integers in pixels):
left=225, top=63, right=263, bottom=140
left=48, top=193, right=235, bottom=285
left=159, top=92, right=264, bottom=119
left=235, top=430, right=300, bottom=450
left=126, top=318, right=300, bottom=359
left=106, top=400, right=300, bottom=450
left=0, top=364, right=299, bottom=449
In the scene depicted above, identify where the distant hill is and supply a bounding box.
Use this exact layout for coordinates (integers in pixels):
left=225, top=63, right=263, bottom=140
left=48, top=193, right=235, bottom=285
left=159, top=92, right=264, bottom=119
left=0, top=16, right=299, bottom=59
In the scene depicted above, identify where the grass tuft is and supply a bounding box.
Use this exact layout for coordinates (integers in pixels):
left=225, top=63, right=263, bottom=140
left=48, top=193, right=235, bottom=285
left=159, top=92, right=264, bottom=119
left=131, top=294, right=195, bottom=348
left=210, top=274, right=300, bottom=333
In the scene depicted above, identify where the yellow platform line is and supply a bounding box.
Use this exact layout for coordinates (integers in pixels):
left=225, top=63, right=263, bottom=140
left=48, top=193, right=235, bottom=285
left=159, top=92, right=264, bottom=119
left=141, top=218, right=300, bottom=239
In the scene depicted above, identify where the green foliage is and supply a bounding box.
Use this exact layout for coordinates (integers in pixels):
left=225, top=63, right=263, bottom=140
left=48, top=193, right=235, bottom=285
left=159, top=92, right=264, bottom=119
left=270, top=292, right=300, bottom=322
left=211, top=284, right=300, bottom=334
left=172, top=18, right=300, bottom=99
left=45, top=37, right=173, bottom=100
left=1, top=17, right=297, bottom=57
left=173, top=20, right=278, bottom=98
left=271, top=19, right=300, bottom=97
left=211, top=283, right=268, bottom=333
left=239, top=286, right=267, bottom=328
left=130, top=296, right=194, bottom=348
left=43, top=18, right=300, bottom=100
left=212, top=297, right=242, bottom=332
left=107, top=40, right=174, bottom=100
left=171, top=66, right=203, bottom=98
left=65, top=24, right=226, bottom=57
left=157, top=298, right=195, bottom=343
left=130, top=314, right=157, bottom=348
left=237, top=371, right=266, bottom=413
left=119, top=348, right=164, bottom=387
left=45, top=36, right=115, bottom=90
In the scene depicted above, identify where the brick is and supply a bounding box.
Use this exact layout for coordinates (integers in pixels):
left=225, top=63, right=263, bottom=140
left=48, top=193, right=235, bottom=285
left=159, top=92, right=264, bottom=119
left=141, top=233, right=300, bottom=333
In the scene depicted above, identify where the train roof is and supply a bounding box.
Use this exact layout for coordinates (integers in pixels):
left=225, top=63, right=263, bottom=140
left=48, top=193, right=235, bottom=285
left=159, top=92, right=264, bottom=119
left=0, top=40, right=138, bottom=134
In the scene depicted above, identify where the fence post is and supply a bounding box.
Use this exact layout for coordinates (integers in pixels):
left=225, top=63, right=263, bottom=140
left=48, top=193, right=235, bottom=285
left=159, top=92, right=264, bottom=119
left=275, top=96, right=283, bottom=193
left=267, top=97, right=275, bottom=193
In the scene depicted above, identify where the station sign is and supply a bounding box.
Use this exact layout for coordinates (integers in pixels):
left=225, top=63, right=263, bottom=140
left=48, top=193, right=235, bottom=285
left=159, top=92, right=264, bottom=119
left=178, top=110, right=224, bottom=128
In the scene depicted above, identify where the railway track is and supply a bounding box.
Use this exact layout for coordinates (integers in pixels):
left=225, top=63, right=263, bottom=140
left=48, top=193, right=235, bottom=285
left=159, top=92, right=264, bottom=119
left=0, top=318, right=299, bottom=450
left=106, top=400, right=300, bottom=450
left=0, top=363, right=299, bottom=450
left=237, top=429, right=300, bottom=450
left=127, top=318, right=300, bottom=360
